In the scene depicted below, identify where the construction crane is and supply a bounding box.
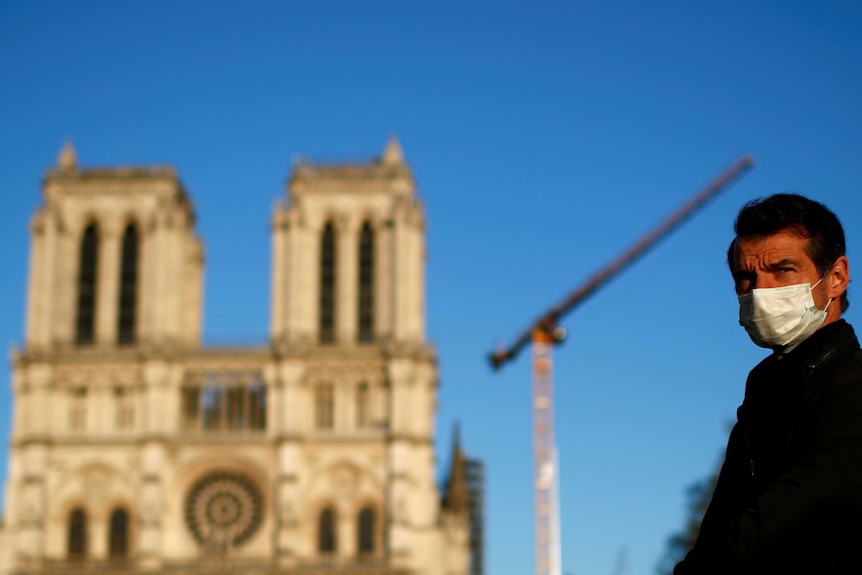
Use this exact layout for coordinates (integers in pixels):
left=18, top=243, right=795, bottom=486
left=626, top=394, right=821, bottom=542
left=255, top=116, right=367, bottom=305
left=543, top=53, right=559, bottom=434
left=488, top=155, right=755, bottom=575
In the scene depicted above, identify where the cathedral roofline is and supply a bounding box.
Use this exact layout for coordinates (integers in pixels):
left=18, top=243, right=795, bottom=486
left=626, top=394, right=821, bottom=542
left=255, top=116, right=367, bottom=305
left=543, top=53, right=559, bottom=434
left=44, top=140, right=184, bottom=188
left=288, top=136, right=414, bottom=184
left=289, top=161, right=412, bottom=181
left=45, top=165, right=180, bottom=181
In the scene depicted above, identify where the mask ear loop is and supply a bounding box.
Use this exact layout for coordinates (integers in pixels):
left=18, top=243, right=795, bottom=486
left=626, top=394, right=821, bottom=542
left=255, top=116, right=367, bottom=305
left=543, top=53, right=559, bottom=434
left=811, top=269, right=833, bottom=312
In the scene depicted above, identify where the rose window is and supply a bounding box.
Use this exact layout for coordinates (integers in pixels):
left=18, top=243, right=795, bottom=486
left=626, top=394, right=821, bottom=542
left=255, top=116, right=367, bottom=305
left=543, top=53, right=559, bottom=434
left=184, top=471, right=263, bottom=549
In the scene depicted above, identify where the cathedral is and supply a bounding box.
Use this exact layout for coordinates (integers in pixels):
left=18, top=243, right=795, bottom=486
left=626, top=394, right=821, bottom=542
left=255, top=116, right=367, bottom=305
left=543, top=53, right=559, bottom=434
left=0, top=139, right=482, bottom=575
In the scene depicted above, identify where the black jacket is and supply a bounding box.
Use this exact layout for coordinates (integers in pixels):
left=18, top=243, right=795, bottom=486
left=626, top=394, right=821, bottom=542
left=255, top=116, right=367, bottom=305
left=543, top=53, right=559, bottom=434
left=675, top=320, right=862, bottom=574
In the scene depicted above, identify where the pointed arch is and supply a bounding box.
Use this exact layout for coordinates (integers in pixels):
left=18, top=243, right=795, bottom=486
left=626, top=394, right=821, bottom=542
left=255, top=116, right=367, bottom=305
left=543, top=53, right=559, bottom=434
left=319, top=220, right=337, bottom=343
left=355, top=381, right=370, bottom=429
left=75, top=223, right=99, bottom=345
left=357, top=505, right=376, bottom=554
left=108, top=507, right=130, bottom=558
left=318, top=505, right=337, bottom=553
left=315, top=381, right=335, bottom=431
left=357, top=220, right=375, bottom=343
left=117, top=222, right=139, bottom=345
left=67, top=507, right=87, bottom=559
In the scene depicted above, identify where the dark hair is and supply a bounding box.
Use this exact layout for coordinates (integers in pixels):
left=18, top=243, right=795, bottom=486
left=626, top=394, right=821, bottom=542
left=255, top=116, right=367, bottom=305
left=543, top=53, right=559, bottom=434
left=727, top=193, right=849, bottom=312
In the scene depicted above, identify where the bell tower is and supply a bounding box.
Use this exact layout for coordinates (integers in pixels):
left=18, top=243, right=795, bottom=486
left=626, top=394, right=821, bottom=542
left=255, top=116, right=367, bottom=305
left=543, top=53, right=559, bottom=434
left=270, top=136, right=426, bottom=346
left=268, top=139, right=450, bottom=570
left=4, top=144, right=207, bottom=569
left=25, top=141, right=204, bottom=351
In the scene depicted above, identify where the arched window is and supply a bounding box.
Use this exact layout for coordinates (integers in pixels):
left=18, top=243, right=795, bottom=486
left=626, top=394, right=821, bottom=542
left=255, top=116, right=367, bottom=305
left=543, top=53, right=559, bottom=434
left=356, top=382, right=370, bottom=429
left=357, top=506, right=376, bottom=554
left=357, top=221, right=375, bottom=343
left=248, top=378, right=267, bottom=430
left=117, top=223, right=138, bottom=345
left=68, top=507, right=87, bottom=559
left=114, top=386, right=134, bottom=430
left=108, top=507, right=129, bottom=558
left=319, top=221, right=336, bottom=343
left=75, top=224, right=98, bottom=345
left=69, top=386, right=88, bottom=431
left=318, top=506, right=337, bottom=553
left=315, top=382, right=335, bottom=431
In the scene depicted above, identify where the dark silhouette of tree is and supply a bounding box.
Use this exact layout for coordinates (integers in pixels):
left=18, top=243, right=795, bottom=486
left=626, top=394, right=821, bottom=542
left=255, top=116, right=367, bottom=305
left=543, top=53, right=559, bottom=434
left=656, top=453, right=722, bottom=575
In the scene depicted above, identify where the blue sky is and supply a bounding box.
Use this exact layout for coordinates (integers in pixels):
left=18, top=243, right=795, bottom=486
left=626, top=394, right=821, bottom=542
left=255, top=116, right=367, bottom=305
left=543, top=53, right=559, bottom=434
left=2, top=2, right=862, bottom=574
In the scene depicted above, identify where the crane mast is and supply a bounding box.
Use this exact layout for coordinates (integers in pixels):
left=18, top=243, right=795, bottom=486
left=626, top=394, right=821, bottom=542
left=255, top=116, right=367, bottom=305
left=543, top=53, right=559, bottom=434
left=533, top=327, right=562, bottom=575
left=490, top=156, right=755, bottom=575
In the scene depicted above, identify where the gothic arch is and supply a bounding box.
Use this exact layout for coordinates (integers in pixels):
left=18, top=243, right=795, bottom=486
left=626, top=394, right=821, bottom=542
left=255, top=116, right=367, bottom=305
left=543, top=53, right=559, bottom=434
left=55, top=462, right=118, bottom=499
left=117, top=220, right=140, bottom=345
left=317, top=504, right=338, bottom=554
left=356, top=504, right=379, bottom=555
left=108, top=506, right=131, bottom=558
left=67, top=506, right=88, bottom=559
left=313, top=379, right=336, bottom=431
left=304, top=457, right=384, bottom=506
left=321, top=452, right=384, bottom=478
left=75, top=221, right=99, bottom=345
left=319, top=219, right=337, bottom=344
left=357, top=219, right=376, bottom=343
left=52, top=461, right=137, bottom=551
left=355, top=381, right=371, bottom=429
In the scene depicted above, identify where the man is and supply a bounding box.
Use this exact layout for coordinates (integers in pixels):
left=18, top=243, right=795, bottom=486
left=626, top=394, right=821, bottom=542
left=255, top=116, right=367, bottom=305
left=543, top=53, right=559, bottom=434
left=674, top=193, right=862, bottom=574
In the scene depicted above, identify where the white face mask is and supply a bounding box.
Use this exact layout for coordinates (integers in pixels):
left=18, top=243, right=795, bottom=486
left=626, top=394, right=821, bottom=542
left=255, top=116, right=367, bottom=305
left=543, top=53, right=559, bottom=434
left=738, top=278, right=831, bottom=353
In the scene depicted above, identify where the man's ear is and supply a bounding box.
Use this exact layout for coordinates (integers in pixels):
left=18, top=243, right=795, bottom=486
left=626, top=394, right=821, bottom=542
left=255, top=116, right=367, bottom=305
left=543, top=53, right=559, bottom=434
left=827, top=255, right=850, bottom=300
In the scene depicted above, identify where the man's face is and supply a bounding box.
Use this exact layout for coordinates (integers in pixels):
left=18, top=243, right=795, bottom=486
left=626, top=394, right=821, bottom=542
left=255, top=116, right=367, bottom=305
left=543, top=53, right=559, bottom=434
left=731, top=230, right=848, bottom=323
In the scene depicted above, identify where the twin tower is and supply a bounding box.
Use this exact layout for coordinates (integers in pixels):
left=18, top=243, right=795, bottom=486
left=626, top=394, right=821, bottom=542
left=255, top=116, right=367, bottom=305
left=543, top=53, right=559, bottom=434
left=0, top=139, right=478, bottom=575
left=25, top=138, right=425, bottom=351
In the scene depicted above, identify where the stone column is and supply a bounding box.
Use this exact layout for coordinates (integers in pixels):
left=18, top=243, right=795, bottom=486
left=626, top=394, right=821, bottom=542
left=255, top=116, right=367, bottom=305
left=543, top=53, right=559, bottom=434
left=377, top=220, right=394, bottom=340
left=276, top=442, right=301, bottom=565
left=25, top=209, right=49, bottom=348
left=271, top=208, right=288, bottom=342
left=138, top=441, right=165, bottom=567
left=391, top=208, right=407, bottom=342
left=338, top=216, right=358, bottom=343
left=96, top=222, right=121, bottom=346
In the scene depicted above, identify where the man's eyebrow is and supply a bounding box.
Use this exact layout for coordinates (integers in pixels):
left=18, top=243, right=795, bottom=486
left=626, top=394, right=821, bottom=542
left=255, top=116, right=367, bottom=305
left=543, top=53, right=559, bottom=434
left=766, top=258, right=804, bottom=269
left=731, top=258, right=803, bottom=276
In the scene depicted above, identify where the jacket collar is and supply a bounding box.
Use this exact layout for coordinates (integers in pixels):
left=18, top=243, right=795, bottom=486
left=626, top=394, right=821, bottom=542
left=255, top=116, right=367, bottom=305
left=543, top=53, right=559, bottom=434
left=780, top=319, right=859, bottom=387
left=747, top=320, right=859, bottom=397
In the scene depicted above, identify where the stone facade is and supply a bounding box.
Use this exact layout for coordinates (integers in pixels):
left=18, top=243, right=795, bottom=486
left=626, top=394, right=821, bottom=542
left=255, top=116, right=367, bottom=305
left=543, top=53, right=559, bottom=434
left=0, top=140, right=471, bottom=575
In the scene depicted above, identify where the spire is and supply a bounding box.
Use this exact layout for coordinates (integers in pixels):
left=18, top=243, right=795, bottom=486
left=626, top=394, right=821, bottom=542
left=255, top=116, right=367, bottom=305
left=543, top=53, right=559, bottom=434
left=382, top=134, right=404, bottom=166
left=443, top=421, right=470, bottom=513
left=57, top=140, right=77, bottom=172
